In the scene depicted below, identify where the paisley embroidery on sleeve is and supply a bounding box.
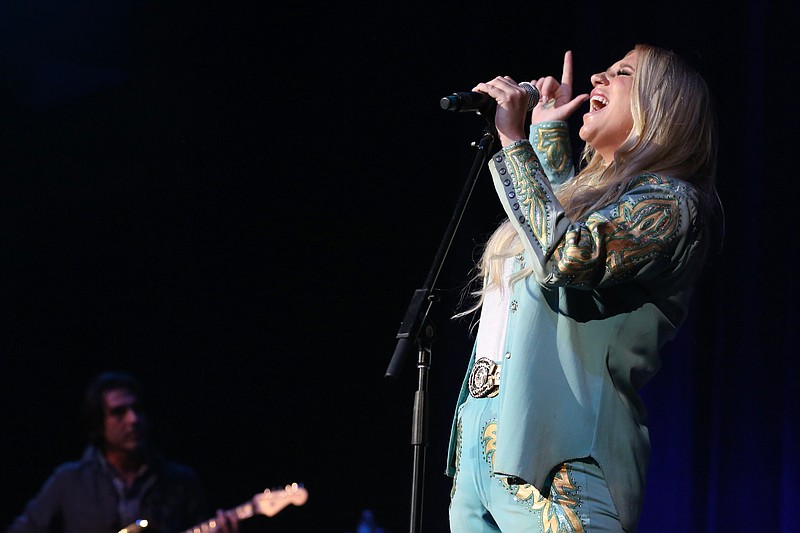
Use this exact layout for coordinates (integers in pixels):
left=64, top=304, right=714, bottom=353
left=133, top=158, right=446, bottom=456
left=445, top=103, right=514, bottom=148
left=603, top=196, right=681, bottom=274
left=504, top=145, right=556, bottom=254
left=535, top=126, right=571, bottom=178
left=552, top=188, right=682, bottom=284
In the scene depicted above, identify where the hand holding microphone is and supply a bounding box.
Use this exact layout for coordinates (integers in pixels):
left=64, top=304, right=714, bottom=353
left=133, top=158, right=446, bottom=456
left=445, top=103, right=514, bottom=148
left=446, top=76, right=539, bottom=146
left=440, top=80, right=540, bottom=113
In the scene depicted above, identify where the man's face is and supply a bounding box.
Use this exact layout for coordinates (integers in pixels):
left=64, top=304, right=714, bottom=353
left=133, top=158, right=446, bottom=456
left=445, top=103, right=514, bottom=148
left=102, top=388, right=146, bottom=453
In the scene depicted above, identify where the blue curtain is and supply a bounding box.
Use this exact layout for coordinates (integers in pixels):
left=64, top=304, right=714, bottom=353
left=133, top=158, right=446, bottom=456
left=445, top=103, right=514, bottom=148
left=638, top=1, right=799, bottom=530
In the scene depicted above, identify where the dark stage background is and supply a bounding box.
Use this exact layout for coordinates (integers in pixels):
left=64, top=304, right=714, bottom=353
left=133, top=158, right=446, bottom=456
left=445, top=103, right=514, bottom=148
left=2, top=1, right=797, bottom=532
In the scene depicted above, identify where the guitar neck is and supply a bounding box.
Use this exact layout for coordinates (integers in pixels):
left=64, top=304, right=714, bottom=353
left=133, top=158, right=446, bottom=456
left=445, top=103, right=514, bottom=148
left=168, top=483, right=306, bottom=533
left=181, top=502, right=255, bottom=533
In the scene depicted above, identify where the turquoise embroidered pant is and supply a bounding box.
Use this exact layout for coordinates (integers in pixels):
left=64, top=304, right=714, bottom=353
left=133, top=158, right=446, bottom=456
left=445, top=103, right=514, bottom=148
left=449, top=394, right=624, bottom=532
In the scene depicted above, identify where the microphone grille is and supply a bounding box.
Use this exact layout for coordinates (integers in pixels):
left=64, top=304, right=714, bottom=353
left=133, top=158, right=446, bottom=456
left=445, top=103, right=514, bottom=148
left=519, top=82, right=540, bottom=111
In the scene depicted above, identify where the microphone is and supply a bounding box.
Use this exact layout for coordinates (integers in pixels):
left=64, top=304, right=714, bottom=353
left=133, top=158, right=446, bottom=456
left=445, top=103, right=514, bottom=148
left=440, top=82, right=540, bottom=112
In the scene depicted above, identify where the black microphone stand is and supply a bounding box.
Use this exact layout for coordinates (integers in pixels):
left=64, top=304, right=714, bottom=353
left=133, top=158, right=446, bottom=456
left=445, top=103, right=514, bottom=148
left=385, top=104, right=498, bottom=533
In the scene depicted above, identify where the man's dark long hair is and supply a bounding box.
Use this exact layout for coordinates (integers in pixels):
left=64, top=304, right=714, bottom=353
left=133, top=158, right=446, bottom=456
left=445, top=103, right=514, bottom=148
left=83, top=371, right=143, bottom=448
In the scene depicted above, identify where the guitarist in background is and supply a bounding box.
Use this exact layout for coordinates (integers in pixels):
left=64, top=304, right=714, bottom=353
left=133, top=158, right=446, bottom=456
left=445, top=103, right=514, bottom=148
left=6, top=372, right=239, bottom=533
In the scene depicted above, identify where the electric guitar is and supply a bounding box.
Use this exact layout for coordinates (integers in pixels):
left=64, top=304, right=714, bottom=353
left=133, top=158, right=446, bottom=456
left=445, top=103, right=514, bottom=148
left=117, top=483, right=308, bottom=533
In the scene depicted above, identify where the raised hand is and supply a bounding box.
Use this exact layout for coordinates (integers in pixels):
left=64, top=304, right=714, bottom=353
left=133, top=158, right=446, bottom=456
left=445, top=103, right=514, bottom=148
left=530, top=50, right=589, bottom=125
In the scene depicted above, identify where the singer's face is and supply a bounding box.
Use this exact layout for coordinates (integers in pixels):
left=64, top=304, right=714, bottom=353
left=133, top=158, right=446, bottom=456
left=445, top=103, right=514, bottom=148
left=579, top=50, right=637, bottom=163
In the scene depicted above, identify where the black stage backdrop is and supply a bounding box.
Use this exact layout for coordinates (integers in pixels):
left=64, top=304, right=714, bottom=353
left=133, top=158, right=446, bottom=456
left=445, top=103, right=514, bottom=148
left=1, top=1, right=797, bottom=532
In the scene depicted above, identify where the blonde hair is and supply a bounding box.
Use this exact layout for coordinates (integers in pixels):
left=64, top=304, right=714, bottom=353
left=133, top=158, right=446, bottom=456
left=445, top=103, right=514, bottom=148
left=460, top=44, right=718, bottom=316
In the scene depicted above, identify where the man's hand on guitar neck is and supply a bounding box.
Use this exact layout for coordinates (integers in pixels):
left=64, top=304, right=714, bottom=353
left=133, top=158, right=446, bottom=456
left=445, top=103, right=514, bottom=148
left=213, top=508, right=239, bottom=533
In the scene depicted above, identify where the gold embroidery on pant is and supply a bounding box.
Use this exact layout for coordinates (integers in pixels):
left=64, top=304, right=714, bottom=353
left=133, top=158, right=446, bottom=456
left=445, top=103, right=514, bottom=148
left=481, top=418, right=498, bottom=467
left=524, top=467, right=584, bottom=533
left=482, top=421, right=584, bottom=533
left=450, top=414, right=463, bottom=504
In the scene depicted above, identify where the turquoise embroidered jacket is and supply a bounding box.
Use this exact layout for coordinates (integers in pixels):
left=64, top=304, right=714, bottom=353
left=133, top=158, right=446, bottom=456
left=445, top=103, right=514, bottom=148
left=446, top=121, right=707, bottom=532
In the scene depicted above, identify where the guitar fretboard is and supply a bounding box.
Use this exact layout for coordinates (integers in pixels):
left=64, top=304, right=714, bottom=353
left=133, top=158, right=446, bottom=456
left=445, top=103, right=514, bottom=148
left=181, top=503, right=255, bottom=533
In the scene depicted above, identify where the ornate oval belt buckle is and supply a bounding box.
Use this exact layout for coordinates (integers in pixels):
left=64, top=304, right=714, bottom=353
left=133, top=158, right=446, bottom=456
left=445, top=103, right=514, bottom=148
left=468, top=357, right=501, bottom=398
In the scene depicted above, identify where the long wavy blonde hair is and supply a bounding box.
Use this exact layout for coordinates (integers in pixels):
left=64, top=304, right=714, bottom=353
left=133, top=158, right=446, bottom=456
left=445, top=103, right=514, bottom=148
left=461, top=44, right=718, bottom=314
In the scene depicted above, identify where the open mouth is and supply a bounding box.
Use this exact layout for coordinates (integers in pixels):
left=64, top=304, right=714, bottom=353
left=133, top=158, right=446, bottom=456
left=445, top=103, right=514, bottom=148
left=590, top=95, right=609, bottom=112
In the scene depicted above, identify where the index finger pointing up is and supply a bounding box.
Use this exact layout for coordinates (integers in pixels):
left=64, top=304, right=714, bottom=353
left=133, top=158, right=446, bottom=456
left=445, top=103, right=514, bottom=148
left=561, top=50, right=574, bottom=88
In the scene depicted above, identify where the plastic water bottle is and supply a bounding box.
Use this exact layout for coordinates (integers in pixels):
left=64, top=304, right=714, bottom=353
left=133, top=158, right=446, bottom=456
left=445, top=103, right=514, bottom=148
left=355, top=509, right=375, bottom=533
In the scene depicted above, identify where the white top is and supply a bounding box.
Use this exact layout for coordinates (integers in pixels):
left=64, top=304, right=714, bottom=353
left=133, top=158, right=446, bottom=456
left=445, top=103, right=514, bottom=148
left=474, top=257, right=514, bottom=362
